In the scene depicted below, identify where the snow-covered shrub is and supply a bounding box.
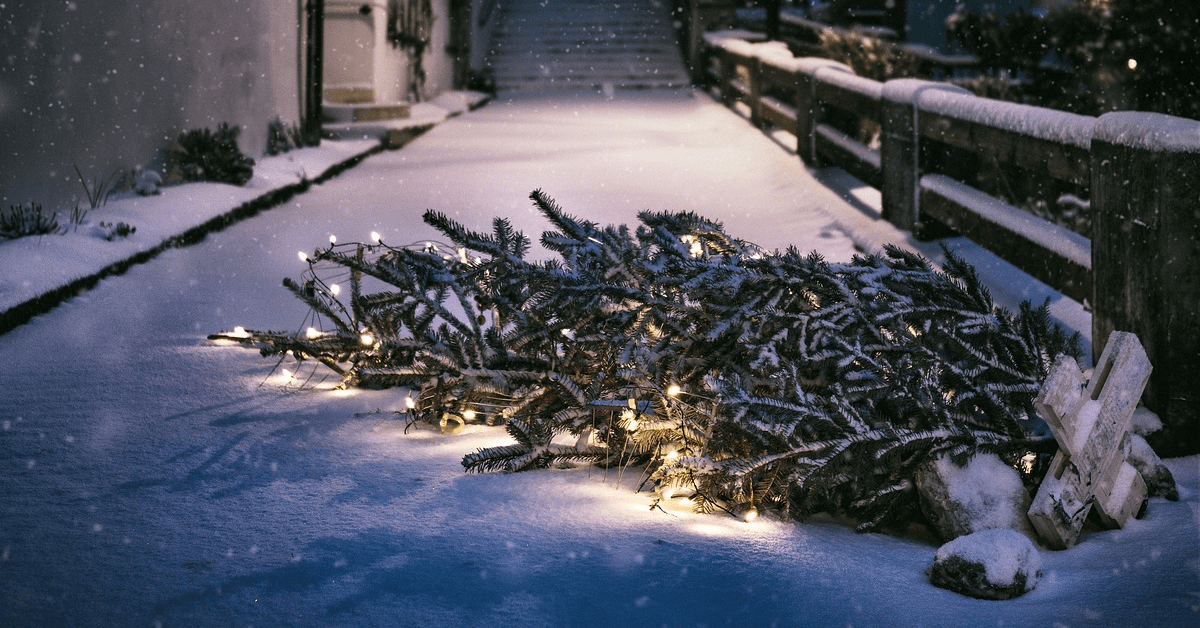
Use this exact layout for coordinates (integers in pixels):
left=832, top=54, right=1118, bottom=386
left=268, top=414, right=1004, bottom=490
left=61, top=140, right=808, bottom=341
left=169, top=123, right=255, bottom=186
left=816, top=29, right=920, bottom=82
left=95, top=221, right=136, bottom=241
left=266, top=117, right=311, bottom=156
left=1, top=202, right=65, bottom=239
left=212, top=191, right=1079, bottom=532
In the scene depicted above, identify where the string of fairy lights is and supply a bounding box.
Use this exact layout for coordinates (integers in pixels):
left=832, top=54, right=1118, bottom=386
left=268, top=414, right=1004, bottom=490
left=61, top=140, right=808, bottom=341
left=212, top=227, right=763, bottom=522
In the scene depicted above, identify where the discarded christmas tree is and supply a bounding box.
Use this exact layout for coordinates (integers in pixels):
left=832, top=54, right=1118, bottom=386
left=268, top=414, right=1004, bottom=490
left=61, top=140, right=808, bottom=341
left=211, top=190, right=1079, bottom=531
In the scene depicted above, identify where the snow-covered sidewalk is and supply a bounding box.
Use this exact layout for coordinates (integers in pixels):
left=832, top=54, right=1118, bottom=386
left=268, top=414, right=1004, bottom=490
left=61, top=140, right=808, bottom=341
left=1, top=89, right=1195, bottom=627
left=0, top=95, right=489, bottom=334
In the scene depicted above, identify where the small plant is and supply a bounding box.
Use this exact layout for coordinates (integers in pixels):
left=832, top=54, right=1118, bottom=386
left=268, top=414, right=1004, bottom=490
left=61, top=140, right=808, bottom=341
left=69, top=205, right=89, bottom=232
left=266, top=117, right=310, bottom=156
left=169, top=122, right=255, bottom=186
left=96, top=221, right=136, bottom=241
left=73, top=164, right=121, bottom=209
left=1, top=202, right=65, bottom=239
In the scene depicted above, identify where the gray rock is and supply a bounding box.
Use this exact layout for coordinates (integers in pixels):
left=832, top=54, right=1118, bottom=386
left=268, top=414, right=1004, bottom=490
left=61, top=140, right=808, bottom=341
left=1128, top=432, right=1179, bottom=501
left=928, top=529, right=1042, bottom=600
left=915, top=453, right=1035, bottom=543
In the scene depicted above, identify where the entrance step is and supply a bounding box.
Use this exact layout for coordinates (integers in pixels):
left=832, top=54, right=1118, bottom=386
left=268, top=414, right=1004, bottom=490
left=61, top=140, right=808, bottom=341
left=323, top=102, right=413, bottom=123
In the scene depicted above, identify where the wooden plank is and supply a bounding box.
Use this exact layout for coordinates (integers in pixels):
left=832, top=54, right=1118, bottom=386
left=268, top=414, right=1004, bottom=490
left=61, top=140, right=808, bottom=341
left=919, top=112, right=1091, bottom=187
left=760, top=96, right=797, bottom=134
left=758, top=62, right=796, bottom=94
left=919, top=174, right=1091, bottom=302
left=1028, top=332, right=1152, bottom=549
left=815, top=124, right=883, bottom=189
left=815, top=79, right=882, bottom=121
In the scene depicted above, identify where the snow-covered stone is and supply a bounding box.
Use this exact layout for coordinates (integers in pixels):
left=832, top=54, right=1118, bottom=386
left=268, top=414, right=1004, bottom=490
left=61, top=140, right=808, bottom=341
left=1130, top=406, right=1163, bottom=437
left=133, top=168, right=162, bottom=196
left=928, top=528, right=1042, bottom=600
left=1128, top=432, right=1179, bottom=501
left=915, top=452, right=1034, bottom=543
left=1125, top=407, right=1178, bottom=500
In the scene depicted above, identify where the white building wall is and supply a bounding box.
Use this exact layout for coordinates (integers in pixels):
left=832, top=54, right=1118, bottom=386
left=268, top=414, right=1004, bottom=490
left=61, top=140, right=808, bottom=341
left=422, top=0, right=454, bottom=97
left=0, top=0, right=471, bottom=211
left=469, top=0, right=502, bottom=81
left=1, top=0, right=302, bottom=210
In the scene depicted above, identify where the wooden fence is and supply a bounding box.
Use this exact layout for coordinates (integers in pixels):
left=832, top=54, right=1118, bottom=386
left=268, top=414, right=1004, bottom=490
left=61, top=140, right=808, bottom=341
left=699, top=33, right=1200, bottom=455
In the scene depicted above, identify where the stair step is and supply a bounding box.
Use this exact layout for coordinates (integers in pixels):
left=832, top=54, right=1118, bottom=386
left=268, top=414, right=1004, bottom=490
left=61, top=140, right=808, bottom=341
left=485, top=0, right=688, bottom=92
left=322, top=102, right=412, bottom=123
left=324, top=87, right=376, bottom=104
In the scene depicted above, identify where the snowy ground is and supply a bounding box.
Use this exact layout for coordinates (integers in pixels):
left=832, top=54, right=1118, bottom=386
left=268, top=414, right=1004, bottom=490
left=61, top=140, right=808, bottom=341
left=1, top=89, right=1197, bottom=627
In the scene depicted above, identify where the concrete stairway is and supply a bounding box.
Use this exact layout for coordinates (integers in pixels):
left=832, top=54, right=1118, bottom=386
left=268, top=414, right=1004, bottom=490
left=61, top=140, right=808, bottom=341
left=487, top=0, right=690, bottom=92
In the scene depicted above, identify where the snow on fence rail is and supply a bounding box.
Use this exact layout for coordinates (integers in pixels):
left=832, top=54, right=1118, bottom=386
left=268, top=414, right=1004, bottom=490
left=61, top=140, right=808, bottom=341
left=699, top=32, right=1200, bottom=455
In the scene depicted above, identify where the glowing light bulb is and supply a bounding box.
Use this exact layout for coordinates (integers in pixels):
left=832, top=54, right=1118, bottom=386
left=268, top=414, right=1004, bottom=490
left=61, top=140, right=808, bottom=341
left=740, top=505, right=759, bottom=522
left=661, top=485, right=676, bottom=499
left=329, top=283, right=341, bottom=296
left=621, top=409, right=638, bottom=431
left=405, top=395, right=416, bottom=410
left=666, top=384, right=681, bottom=397
left=462, top=409, right=477, bottom=421
left=370, top=231, right=382, bottom=244
left=1127, top=58, right=1138, bottom=70
left=1020, top=453, right=1037, bottom=474
left=360, top=332, right=375, bottom=346
left=329, top=234, right=337, bottom=244
left=305, top=326, right=321, bottom=339
left=298, top=250, right=309, bottom=262
left=231, top=326, right=248, bottom=337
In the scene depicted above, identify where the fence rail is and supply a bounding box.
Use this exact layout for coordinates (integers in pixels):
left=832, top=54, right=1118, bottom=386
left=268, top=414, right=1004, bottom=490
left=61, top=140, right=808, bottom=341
left=697, top=31, right=1200, bottom=454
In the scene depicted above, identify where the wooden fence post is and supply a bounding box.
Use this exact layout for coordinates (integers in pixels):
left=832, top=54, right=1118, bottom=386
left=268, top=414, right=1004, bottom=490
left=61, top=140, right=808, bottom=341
left=749, top=56, right=764, bottom=129
left=792, top=59, right=853, bottom=166
left=879, top=79, right=968, bottom=235
left=1091, top=112, right=1200, bottom=456
left=684, top=0, right=737, bottom=85
left=717, top=50, right=737, bottom=109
